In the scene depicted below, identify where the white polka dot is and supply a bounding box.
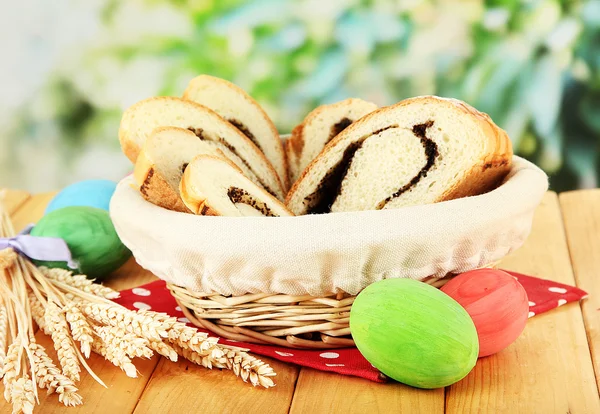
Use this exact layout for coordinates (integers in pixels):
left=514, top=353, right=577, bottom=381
left=132, top=288, right=151, bottom=296
left=558, top=299, right=567, bottom=306
left=175, top=306, right=182, bottom=312
left=528, top=301, right=536, bottom=307
left=319, top=352, right=339, bottom=359
left=528, top=311, right=535, bottom=318
left=133, top=302, right=151, bottom=310
left=178, top=317, right=190, bottom=323
left=548, top=287, right=567, bottom=294
left=325, top=363, right=345, bottom=367
left=275, top=351, right=293, bottom=357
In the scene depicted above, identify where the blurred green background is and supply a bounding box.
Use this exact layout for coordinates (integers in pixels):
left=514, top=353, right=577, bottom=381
left=1, top=0, right=599, bottom=192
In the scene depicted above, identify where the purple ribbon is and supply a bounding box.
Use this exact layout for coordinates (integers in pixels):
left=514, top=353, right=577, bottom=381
left=0, top=224, right=77, bottom=269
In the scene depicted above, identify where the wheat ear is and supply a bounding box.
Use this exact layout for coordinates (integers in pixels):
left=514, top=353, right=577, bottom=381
left=39, top=268, right=119, bottom=300
left=29, top=343, right=82, bottom=406
left=2, top=342, right=20, bottom=402
left=27, top=294, right=48, bottom=336
left=9, top=375, right=35, bottom=414
left=222, top=349, right=276, bottom=388
left=64, top=305, right=93, bottom=358
left=0, top=306, right=7, bottom=377
left=44, top=302, right=80, bottom=382
left=91, top=338, right=137, bottom=378
left=0, top=249, right=17, bottom=269
left=93, top=326, right=153, bottom=360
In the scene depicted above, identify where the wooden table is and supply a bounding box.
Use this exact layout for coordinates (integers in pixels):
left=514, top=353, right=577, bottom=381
left=2, top=188, right=600, bottom=413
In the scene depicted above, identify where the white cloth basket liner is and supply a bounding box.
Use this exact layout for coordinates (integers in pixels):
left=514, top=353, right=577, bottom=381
left=110, top=156, right=548, bottom=296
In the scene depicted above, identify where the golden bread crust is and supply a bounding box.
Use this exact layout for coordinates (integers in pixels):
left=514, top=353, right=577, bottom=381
left=136, top=165, right=190, bottom=213
left=183, top=75, right=290, bottom=190
left=118, top=96, right=285, bottom=199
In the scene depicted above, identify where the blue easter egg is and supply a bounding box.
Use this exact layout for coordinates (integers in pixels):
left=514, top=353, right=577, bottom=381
left=46, top=180, right=117, bottom=214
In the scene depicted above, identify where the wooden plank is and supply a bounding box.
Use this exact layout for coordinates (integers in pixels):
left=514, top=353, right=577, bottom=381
left=0, top=188, right=31, bottom=215
left=446, top=192, right=600, bottom=413
left=289, top=369, right=443, bottom=413
left=9, top=192, right=56, bottom=232
left=133, top=355, right=300, bottom=414
left=560, top=189, right=600, bottom=393
left=102, top=257, right=158, bottom=291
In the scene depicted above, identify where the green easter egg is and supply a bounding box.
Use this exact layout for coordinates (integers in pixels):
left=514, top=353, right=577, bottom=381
left=349, top=279, right=479, bottom=389
left=31, top=206, right=131, bottom=280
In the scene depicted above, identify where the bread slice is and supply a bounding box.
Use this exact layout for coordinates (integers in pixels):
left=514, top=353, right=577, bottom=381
left=285, top=96, right=513, bottom=215
left=134, top=126, right=266, bottom=212
left=119, top=96, right=285, bottom=200
left=182, top=75, right=289, bottom=190
left=286, top=98, right=378, bottom=184
left=180, top=155, right=294, bottom=217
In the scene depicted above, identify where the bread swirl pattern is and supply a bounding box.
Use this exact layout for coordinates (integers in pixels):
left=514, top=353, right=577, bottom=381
left=286, top=98, right=378, bottom=184
left=286, top=96, right=513, bottom=215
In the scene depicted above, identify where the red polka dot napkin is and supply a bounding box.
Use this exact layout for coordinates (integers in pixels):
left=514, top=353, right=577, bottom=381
left=112, top=270, right=587, bottom=382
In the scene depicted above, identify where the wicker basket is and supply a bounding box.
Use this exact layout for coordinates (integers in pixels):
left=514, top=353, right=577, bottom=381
left=111, top=155, right=548, bottom=349
left=168, top=273, right=466, bottom=349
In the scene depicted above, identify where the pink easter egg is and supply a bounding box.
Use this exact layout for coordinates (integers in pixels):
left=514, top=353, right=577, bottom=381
left=441, top=269, right=529, bottom=358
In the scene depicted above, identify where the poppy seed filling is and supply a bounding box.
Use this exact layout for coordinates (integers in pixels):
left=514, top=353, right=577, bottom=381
left=228, top=118, right=262, bottom=151
left=227, top=187, right=277, bottom=217
left=187, top=126, right=277, bottom=198
left=304, top=125, right=398, bottom=214
left=327, top=117, right=353, bottom=144
left=187, top=127, right=207, bottom=140
left=377, top=121, right=439, bottom=209
left=304, top=121, right=439, bottom=214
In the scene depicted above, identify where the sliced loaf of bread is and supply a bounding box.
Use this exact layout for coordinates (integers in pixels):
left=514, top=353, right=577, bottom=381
left=134, top=126, right=263, bottom=212
left=119, top=97, right=285, bottom=200
left=286, top=98, right=378, bottom=184
left=183, top=75, right=289, bottom=189
left=180, top=155, right=294, bottom=217
left=286, top=96, right=513, bottom=215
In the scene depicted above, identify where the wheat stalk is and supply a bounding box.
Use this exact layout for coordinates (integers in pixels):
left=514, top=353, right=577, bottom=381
left=27, top=294, right=48, bottom=336
left=39, top=268, right=119, bottom=300
left=0, top=306, right=7, bottom=377
left=44, top=302, right=80, bottom=382
left=9, top=375, right=35, bottom=414
left=222, top=349, right=276, bottom=388
left=0, top=249, right=17, bottom=270
left=28, top=343, right=82, bottom=406
left=93, top=326, right=153, bottom=360
left=2, top=343, right=20, bottom=402
left=166, top=320, right=220, bottom=355
left=79, top=302, right=276, bottom=387
left=78, top=303, right=172, bottom=341
left=91, top=338, right=138, bottom=378
left=63, top=306, right=93, bottom=358
left=148, top=340, right=178, bottom=362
